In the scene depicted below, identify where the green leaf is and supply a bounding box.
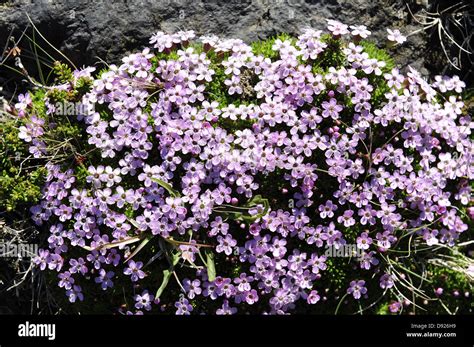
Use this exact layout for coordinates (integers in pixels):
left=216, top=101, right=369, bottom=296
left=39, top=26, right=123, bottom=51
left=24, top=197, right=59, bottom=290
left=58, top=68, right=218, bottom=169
left=244, top=195, right=270, bottom=222
left=245, top=194, right=269, bottom=208
left=79, top=235, right=142, bottom=251
left=214, top=195, right=270, bottom=223
left=205, top=249, right=217, bottom=282
left=125, top=235, right=154, bottom=263
left=155, top=268, right=173, bottom=299
left=144, top=249, right=164, bottom=267
left=128, top=218, right=141, bottom=229
left=155, top=246, right=182, bottom=298
left=151, top=177, right=180, bottom=197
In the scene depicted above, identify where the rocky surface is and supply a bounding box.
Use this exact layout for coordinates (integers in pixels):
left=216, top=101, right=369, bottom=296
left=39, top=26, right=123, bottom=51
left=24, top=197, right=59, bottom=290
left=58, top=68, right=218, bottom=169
left=0, top=0, right=431, bottom=73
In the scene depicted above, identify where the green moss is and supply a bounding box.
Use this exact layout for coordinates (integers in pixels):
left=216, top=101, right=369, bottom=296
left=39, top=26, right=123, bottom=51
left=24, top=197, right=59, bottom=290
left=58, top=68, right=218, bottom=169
left=97, top=67, right=110, bottom=79
left=207, top=62, right=231, bottom=106
left=0, top=120, right=46, bottom=211
left=429, top=264, right=472, bottom=293
left=30, top=89, right=47, bottom=116
left=375, top=302, right=390, bottom=315
left=359, top=40, right=395, bottom=72
left=52, top=61, right=74, bottom=84
left=187, top=42, right=205, bottom=55
left=325, top=257, right=348, bottom=290
left=312, top=34, right=346, bottom=71
left=0, top=59, right=98, bottom=213
left=251, top=33, right=295, bottom=60
left=75, top=76, right=93, bottom=95
left=423, top=263, right=474, bottom=314
left=153, top=50, right=180, bottom=63
left=46, top=89, right=69, bottom=104
left=352, top=41, right=394, bottom=107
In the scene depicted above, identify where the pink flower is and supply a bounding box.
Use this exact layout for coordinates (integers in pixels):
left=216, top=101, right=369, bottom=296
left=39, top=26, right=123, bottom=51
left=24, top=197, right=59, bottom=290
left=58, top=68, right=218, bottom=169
left=306, top=290, right=321, bottom=304
left=389, top=301, right=401, bottom=313
left=14, top=93, right=32, bottom=117
left=387, top=28, right=406, bottom=44
left=327, top=19, right=349, bottom=36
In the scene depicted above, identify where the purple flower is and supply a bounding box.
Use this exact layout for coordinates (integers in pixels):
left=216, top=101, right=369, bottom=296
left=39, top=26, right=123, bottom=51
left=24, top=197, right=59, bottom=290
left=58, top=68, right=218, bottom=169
left=306, top=290, right=321, bottom=304
left=271, top=237, right=287, bottom=258
left=179, top=242, right=199, bottom=263
left=18, top=117, right=44, bottom=142
left=216, top=300, right=238, bottom=315
left=100, top=166, right=122, bottom=187
left=337, top=210, right=355, bottom=227
left=34, top=249, right=51, bottom=271
left=216, top=234, right=237, bottom=256
left=69, top=258, right=88, bottom=275
left=350, top=25, right=371, bottom=39
left=379, top=273, right=394, bottom=289
left=95, top=269, right=115, bottom=290
left=210, top=216, right=230, bottom=236
left=183, top=278, right=202, bottom=299
left=234, top=273, right=254, bottom=292
left=87, top=250, right=106, bottom=270
left=309, top=254, right=327, bottom=274
left=224, top=76, right=242, bottom=95
left=58, top=271, right=74, bottom=290
left=347, top=280, right=367, bottom=299
left=322, top=98, right=343, bottom=119
left=175, top=297, right=193, bottom=315
left=359, top=251, right=379, bottom=270
left=203, top=281, right=218, bottom=300
left=162, top=197, right=187, bottom=219
left=135, top=290, right=155, bottom=311
left=66, top=285, right=84, bottom=303
left=243, top=289, right=259, bottom=305
left=356, top=232, right=372, bottom=250
left=327, top=19, right=349, bottom=36
left=319, top=200, right=338, bottom=219
left=375, top=231, right=396, bottom=250
left=358, top=206, right=376, bottom=226
left=47, top=254, right=64, bottom=271
left=22, top=27, right=473, bottom=315
left=123, top=260, right=146, bottom=282
left=54, top=204, right=73, bottom=222
left=389, top=301, right=401, bottom=313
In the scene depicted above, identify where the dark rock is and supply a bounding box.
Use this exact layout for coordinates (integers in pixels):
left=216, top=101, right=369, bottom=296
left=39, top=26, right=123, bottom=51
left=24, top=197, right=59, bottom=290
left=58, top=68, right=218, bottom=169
left=0, top=0, right=469, bottom=86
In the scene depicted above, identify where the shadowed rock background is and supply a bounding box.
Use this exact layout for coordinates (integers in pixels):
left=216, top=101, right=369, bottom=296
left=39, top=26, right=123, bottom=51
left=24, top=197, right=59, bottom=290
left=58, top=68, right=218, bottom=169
left=0, top=0, right=472, bottom=98
left=0, top=0, right=427, bottom=68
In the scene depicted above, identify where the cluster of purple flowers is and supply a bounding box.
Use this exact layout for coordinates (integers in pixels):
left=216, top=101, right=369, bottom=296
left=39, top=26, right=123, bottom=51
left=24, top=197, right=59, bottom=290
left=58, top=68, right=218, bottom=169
left=24, top=22, right=472, bottom=314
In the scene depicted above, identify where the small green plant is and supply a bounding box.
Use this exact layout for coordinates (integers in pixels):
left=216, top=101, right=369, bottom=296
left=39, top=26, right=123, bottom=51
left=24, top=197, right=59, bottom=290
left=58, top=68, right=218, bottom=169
left=0, top=117, right=45, bottom=211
